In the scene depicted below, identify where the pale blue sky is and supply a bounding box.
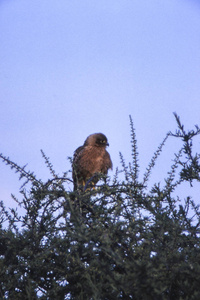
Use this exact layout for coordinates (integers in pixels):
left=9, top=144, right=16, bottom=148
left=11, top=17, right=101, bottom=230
left=0, top=0, right=200, bottom=209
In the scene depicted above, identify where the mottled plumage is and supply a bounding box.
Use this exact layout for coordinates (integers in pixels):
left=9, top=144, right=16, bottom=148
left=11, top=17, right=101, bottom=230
left=72, top=133, right=112, bottom=190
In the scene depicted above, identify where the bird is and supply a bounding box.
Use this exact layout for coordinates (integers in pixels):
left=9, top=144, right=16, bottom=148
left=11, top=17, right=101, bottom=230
left=72, top=133, right=112, bottom=191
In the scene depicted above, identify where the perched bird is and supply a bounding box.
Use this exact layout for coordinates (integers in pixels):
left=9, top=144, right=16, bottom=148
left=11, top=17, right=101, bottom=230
left=72, top=133, right=112, bottom=191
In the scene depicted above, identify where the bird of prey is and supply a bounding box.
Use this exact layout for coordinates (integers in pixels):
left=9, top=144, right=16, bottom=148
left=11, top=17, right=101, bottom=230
left=72, top=133, right=112, bottom=191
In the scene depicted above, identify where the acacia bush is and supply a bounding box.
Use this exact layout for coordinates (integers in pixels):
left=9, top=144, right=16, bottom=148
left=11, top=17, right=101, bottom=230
left=0, top=114, right=200, bottom=300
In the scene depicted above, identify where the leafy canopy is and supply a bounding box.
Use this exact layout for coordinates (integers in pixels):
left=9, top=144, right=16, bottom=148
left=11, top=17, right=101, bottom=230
left=0, top=114, right=200, bottom=300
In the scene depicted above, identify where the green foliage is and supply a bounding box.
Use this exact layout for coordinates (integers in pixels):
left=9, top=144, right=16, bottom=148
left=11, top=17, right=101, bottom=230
left=0, top=115, right=200, bottom=299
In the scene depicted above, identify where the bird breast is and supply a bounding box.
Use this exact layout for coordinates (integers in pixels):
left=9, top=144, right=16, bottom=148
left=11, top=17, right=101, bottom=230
left=79, top=146, right=107, bottom=174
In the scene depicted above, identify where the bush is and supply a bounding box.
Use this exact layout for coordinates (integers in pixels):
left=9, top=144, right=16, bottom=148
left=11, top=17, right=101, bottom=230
left=0, top=114, right=200, bottom=299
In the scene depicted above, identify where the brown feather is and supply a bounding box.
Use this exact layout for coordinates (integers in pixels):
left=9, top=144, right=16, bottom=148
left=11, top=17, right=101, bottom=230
left=72, top=133, right=112, bottom=190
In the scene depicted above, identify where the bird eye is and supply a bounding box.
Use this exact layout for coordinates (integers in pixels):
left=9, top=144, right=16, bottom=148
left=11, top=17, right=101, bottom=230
left=97, top=139, right=104, bottom=144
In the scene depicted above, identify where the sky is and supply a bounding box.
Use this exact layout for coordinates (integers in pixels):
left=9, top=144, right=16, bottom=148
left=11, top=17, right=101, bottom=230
left=0, top=0, right=200, bottom=212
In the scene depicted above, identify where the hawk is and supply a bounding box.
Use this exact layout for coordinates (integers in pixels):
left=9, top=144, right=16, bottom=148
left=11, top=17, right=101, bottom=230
left=72, top=133, right=112, bottom=191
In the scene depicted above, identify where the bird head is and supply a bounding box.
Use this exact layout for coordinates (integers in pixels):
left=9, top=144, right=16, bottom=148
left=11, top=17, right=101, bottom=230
left=84, top=133, right=109, bottom=147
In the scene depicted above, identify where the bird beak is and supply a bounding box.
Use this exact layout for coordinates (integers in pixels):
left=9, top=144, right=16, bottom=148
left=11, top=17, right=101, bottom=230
left=106, top=142, right=109, bottom=146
